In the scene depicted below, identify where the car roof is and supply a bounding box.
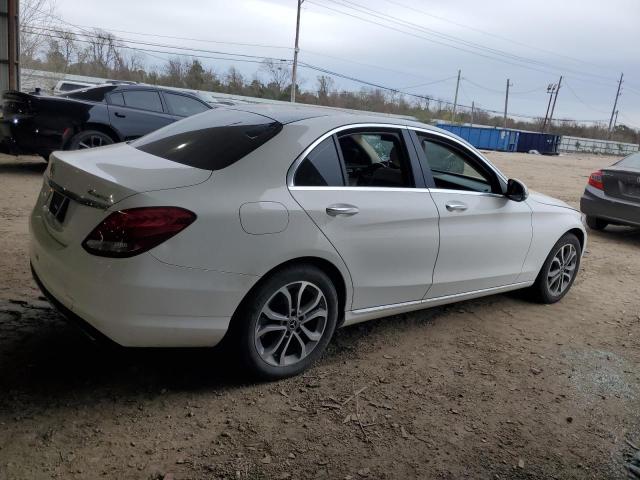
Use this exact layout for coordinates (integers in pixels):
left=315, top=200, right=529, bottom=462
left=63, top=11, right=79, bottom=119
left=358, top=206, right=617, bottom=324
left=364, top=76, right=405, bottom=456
left=225, top=103, right=440, bottom=131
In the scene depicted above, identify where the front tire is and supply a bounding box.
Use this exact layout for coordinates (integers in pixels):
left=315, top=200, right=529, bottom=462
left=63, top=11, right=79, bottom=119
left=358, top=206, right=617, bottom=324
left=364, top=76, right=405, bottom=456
left=67, top=130, right=115, bottom=150
left=529, top=233, right=581, bottom=304
left=234, top=265, right=338, bottom=380
left=586, top=216, right=608, bottom=231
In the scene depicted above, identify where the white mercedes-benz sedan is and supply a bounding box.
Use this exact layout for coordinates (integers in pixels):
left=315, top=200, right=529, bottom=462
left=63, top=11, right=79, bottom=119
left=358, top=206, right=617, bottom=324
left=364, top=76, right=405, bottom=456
left=30, top=105, right=586, bottom=379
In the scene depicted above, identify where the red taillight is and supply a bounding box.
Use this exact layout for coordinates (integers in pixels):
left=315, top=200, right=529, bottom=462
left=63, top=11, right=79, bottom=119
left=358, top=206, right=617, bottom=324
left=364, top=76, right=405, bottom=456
left=588, top=170, right=604, bottom=190
left=82, top=207, right=196, bottom=258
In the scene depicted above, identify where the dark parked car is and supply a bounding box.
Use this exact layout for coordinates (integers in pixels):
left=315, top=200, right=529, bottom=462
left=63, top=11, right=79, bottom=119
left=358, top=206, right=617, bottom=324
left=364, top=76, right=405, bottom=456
left=0, top=84, right=212, bottom=159
left=580, top=152, right=640, bottom=230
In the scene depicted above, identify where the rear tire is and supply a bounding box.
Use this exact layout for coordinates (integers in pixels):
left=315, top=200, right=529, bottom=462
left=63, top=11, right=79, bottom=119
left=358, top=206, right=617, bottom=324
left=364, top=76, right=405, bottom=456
left=528, top=233, right=581, bottom=304
left=67, top=130, right=115, bottom=150
left=586, top=216, right=608, bottom=231
left=232, top=265, right=338, bottom=380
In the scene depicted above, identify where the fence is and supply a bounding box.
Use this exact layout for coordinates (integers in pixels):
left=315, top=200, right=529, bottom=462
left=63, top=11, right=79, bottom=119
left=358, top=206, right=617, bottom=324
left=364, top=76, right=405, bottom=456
left=558, top=136, right=639, bottom=156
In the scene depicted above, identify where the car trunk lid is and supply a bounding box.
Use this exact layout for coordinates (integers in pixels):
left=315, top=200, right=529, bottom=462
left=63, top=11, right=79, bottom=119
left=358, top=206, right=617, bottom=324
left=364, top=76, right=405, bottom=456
left=602, top=166, right=640, bottom=202
left=41, top=143, right=211, bottom=246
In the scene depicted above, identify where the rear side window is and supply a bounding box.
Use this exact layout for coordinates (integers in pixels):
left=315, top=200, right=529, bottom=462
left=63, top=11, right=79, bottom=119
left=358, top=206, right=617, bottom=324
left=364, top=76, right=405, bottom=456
left=163, top=92, right=210, bottom=117
left=122, top=91, right=163, bottom=112
left=294, top=137, right=344, bottom=186
left=109, top=92, right=125, bottom=106
left=64, top=85, right=116, bottom=102
left=337, top=130, right=414, bottom=187
left=132, top=109, right=283, bottom=170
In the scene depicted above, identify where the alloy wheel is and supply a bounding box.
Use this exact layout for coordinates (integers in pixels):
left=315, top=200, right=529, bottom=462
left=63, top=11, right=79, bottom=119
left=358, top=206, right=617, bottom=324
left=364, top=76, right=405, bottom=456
left=77, top=134, right=112, bottom=149
left=254, top=281, right=328, bottom=367
left=547, top=243, right=577, bottom=296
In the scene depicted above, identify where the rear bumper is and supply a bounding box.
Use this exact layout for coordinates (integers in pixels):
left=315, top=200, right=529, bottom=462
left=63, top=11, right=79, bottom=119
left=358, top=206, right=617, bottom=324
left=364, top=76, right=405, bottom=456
left=30, top=207, right=259, bottom=347
left=0, top=117, right=63, bottom=157
left=580, top=186, right=640, bottom=227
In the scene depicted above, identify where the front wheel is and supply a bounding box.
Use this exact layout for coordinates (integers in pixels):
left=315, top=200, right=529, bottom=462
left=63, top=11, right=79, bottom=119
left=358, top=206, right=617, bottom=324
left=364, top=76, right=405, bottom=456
left=528, top=233, right=581, bottom=304
left=234, top=265, right=338, bottom=380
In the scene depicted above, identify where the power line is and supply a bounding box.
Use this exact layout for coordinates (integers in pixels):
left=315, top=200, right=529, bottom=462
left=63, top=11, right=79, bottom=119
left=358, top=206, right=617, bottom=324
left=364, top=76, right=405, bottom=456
left=563, top=80, right=610, bottom=114
left=311, top=0, right=619, bottom=85
left=400, top=75, right=458, bottom=90
left=21, top=28, right=283, bottom=65
left=24, top=25, right=290, bottom=62
left=23, top=26, right=613, bottom=125
left=33, top=20, right=456, bottom=89
left=379, top=0, right=613, bottom=73
left=462, top=77, right=505, bottom=95
left=47, top=22, right=293, bottom=51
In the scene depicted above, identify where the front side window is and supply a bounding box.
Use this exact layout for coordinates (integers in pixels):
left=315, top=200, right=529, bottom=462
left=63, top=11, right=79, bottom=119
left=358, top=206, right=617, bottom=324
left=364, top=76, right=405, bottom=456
left=163, top=92, right=210, bottom=117
left=337, top=131, right=413, bottom=188
left=132, top=109, right=282, bottom=171
left=122, top=90, right=164, bottom=113
left=294, top=137, right=344, bottom=187
left=415, top=133, right=494, bottom=193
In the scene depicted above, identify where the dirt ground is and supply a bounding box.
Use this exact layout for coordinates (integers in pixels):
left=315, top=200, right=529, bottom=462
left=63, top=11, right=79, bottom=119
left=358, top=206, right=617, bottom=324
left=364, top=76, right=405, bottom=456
left=0, top=151, right=639, bottom=480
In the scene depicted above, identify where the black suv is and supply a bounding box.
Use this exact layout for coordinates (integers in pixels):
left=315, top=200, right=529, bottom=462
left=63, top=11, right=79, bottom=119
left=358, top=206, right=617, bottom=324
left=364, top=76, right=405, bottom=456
left=0, top=84, right=212, bottom=159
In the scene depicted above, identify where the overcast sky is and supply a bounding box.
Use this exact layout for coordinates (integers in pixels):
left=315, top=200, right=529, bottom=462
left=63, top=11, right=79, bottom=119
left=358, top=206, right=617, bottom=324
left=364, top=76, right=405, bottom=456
left=56, top=0, right=640, bottom=127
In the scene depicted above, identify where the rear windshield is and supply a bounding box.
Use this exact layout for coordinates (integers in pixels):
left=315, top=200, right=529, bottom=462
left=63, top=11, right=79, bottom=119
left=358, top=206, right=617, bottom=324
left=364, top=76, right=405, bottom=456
left=617, top=152, right=640, bottom=169
left=132, top=109, right=283, bottom=170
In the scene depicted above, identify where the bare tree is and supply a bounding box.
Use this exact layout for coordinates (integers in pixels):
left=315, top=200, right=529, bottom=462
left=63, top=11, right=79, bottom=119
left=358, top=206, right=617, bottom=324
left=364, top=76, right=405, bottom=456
left=260, top=59, right=290, bottom=94
left=82, top=29, right=124, bottom=76
left=316, top=75, right=334, bottom=103
left=20, top=0, right=58, bottom=65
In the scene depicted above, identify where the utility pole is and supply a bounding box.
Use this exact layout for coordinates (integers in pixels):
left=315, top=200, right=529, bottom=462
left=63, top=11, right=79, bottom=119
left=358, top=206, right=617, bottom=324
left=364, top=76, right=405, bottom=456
left=547, top=75, right=562, bottom=133
left=290, top=0, right=303, bottom=103
left=470, top=101, right=475, bottom=127
left=1, top=0, right=19, bottom=91
left=452, top=69, right=461, bottom=123
left=503, top=79, right=512, bottom=129
left=607, top=72, right=623, bottom=138
left=541, top=83, right=557, bottom=133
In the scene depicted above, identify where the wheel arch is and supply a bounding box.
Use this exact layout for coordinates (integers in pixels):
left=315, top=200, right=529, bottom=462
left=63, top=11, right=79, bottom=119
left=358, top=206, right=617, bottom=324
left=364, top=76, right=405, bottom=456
left=566, top=227, right=585, bottom=251
left=231, top=256, right=350, bottom=330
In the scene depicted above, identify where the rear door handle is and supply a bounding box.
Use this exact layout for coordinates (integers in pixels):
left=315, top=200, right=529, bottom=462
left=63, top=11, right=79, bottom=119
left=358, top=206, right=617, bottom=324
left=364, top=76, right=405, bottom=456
left=326, top=204, right=359, bottom=217
left=114, top=112, right=126, bottom=118
left=445, top=202, right=468, bottom=212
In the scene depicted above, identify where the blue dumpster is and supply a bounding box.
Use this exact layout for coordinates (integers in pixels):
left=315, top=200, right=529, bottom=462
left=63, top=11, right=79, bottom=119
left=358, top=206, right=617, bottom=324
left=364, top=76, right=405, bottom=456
left=436, top=123, right=519, bottom=152
left=515, top=131, right=560, bottom=155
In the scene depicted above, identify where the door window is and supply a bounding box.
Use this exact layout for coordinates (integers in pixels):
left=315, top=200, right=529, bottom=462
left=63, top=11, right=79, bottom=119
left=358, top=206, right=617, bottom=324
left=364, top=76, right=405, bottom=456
left=337, top=131, right=414, bottom=187
left=415, top=133, right=495, bottom=193
left=294, top=137, right=344, bottom=187
left=122, top=90, right=164, bottom=113
left=163, top=92, right=210, bottom=117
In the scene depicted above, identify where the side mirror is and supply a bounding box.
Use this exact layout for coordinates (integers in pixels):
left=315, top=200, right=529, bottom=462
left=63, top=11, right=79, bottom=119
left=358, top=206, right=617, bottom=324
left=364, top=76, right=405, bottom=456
left=506, top=178, right=529, bottom=202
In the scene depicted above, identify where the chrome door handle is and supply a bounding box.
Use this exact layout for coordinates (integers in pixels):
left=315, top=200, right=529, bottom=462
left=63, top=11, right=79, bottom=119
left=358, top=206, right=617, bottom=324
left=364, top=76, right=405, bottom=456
left=445, top=202, right=468, bottom=212
left=326, top=204, right=359, bottom=217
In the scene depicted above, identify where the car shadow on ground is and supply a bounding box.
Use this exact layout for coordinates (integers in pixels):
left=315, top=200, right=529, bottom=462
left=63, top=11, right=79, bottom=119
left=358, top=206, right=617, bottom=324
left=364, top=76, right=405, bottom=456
left=0, top=306, right=251, bottom=409
left=0, top=158, right=47, bottom=175
left=0, top=291, right=530, bottom=415
left=588, top=225, right=640, bottom=246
